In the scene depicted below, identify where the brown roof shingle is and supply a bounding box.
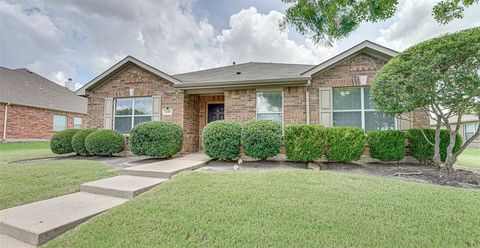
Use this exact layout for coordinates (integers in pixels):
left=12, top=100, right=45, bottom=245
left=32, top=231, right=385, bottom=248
left=0, top=67, right=87, bottom=114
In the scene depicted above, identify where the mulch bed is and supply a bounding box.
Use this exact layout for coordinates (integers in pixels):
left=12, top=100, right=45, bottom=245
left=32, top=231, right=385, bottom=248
left=201, top=160, right=480, bottom=189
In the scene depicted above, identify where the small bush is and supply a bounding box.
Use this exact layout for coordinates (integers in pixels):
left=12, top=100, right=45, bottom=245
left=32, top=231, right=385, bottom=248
left=241, top=120, right=282, bottom=160
left=71, top=129, right=97, bottom=155
left=285, top=125, right=326, bottom=162
left=85, top=129, right=125, bottom=156
left=202, top=120, right=242, bottom=160
left=325, top=127, right=365, bottom=162
left=50, top=129, right=79, bottom=154
left=406, top=129, right=462, bottom=163
left=130, top=121, right=183, bottom=158
left=367, top=130, right=406, bottom=162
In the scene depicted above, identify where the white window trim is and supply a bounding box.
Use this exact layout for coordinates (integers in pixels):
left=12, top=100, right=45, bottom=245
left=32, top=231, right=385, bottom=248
left=113, top=97, right=153, bottom=134
left=332, top=87, right=397, bottom=130
left=73, top=117, right=82, bottom=129
left=464, top=123, right=479, bottom=141
left=53, top=114, right=67, bottom=132
left=255, top=89, right=284, bottom=130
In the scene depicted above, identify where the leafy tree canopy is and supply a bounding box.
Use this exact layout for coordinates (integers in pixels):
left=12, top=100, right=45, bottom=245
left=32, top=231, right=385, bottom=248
left=371, top=27, right=480, bottom=171
left=281, top=0, right=479, bottom=45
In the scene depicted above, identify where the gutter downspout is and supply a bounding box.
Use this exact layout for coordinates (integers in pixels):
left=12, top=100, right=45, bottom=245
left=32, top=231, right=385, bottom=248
left=306, top=80, right=311, bottom=124
left=3, top=103, right=9, bottom=142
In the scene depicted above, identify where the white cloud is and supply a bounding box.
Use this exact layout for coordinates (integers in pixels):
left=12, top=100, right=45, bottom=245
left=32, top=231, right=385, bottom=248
left=376, top=0, right=480, bottom=51
left=216, top=7, right=337, bottom=65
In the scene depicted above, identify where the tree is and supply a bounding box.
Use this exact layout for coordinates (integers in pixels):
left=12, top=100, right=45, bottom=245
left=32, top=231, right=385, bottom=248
left=281, top=0, right=479, bottom=45
left=371, top=27, right=480, bottom=171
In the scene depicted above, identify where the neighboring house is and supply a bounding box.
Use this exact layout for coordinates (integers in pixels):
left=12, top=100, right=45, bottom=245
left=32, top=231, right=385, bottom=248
left=76, top=41, right=430, bottom=153
left=431, top=115, right=480, bottom=148
left=0, top=67, right=87, bottom=142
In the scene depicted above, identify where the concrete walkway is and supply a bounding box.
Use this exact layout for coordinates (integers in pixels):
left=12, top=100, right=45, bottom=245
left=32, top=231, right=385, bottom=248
left=0, top=153, right=210, bottom=247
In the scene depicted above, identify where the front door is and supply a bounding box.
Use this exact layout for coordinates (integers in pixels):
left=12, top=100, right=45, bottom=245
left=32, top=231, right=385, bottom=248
left=207, top=104, right=224, bottom=123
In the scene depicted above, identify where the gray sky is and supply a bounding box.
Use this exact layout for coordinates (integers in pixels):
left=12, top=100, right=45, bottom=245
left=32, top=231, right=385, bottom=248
left=0, top=0, right=478, bottom=87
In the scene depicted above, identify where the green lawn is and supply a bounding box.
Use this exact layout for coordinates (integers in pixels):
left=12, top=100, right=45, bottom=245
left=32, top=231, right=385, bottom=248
left=45, top=170, right=480, bottom=248
left=457, top=148, right=480, bottom=169
left=0, top=141, right=56, bottom=163
left=0, top=141, right=117, bottom=210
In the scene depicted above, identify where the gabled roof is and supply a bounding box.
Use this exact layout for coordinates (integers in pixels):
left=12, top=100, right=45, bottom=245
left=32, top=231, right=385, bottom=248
left=173, top=62, right=314, bottom=89
left=76, top=56, right=182, bottom=96
left=0, top=67, right=87, bottom=114
left=301, top=40, right=398, bottom=76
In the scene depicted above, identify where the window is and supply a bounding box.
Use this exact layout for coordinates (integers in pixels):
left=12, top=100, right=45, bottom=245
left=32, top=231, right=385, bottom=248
left=53, top=115, right=67, bottom=131
left=114, top=97, right=152, bottom=134
left=74, top=117, right=82, bottom=129
left=256, top=90, right=283, bottom=125
left=464, top=123, right=479, bottom=141
left=332, top=87, right=395, bottom=131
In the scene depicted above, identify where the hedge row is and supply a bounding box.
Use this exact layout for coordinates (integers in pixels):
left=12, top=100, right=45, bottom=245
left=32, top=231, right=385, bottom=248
left=202, top=120, right=282, bottom=160
left=50, top=129, right=125, bottom=156
left=130, top=121, right=183, bottom=158
left=203, top=121, right=464, bottom=165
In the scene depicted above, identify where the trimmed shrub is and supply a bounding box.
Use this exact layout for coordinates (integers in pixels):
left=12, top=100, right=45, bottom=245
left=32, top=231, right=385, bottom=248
left=367, top=130, right=406, bottom=162
left=50, top=129, right=79, bottom=154
left=285, top=124, right=326, bottom=162
left=202, top=120, right=242, bottom=160
left=406, top=129, right=462, bottom=163
left=130, top=121, right=183, bottom=158
left=71, top=129, right=97, bottom=155
left=241, top=120, right=282, bottom=160
left=85, top=129, right=125, bottom=156
left=325, top=127, right=365, bottom=162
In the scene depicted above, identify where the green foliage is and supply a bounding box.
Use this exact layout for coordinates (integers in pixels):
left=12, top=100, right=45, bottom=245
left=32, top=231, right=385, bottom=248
left=325, top=127, right=365, bottom=162
left=129, top=121, right=183, bottom=158
left=433, top=0, right=479, bottom=24
left=241, top=120, right=282, bottom=160
left=406, top=129, right=462, bottom=164
left=367, top=130, right=406, bottom=162
left=71, top=129, right=97, bottom=155
left=372, top=27, right=480, bottom=116
left=85, top=129, right=125, bottom=156
left=202, top=120, right=242, bottom=160
left=50, top=129, right=79, bottom=154
left=284, top=124, right=326, bottom=162
left=281, top=0, right=477, bottom=45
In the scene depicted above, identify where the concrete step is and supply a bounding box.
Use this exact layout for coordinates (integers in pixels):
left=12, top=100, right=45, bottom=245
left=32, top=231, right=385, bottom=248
left=81, top=175, right=168, bottom=199
left=122, top=154, right=211, bottom=178
left=0, top=234, right=35, bottom=248
left=0, top=192, right=127, bottom=246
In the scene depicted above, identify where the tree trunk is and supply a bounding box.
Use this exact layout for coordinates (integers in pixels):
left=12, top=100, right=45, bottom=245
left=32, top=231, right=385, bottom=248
left=433, top=120, right=442, bottom=168
left=443, top=130, right=458, bottom=172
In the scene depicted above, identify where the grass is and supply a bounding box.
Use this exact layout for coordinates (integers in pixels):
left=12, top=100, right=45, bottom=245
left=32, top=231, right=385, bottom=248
left=0, top=161, right=117, bottom=210
left=457, top=148, right=480, bottom=169
left=0, top=141, right=57, bottom=163
left=0, top=141, right=117, bottom=209
left=45, top=170, right=480, bottom=248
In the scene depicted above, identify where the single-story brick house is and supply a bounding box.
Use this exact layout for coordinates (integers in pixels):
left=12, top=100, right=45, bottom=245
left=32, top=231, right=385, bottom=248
left=76, top=41, right=430, bottom=153
left=431, top=115, right=480, bottom=148
left=0, top=67, right=87, bottom=142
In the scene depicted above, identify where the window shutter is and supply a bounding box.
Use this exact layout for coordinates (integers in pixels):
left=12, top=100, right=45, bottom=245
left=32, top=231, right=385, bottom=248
left=152, top=95, right=161, bottom=121
left=319, top=88, right=332, bottom=127
left=104, top=97, right=113, bottom=129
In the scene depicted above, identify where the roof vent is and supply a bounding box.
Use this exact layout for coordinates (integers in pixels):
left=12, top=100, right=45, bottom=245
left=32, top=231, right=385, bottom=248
left=236, top=71, right=241, bottom=75
left=232, top=61, right=236, bottom=65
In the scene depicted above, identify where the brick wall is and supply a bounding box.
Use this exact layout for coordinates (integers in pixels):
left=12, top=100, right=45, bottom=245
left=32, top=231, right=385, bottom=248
left=85, top=64, right=201, bottom=153
left=86, top=64, right=184, bottom=128
left=224, top=89, right=256, bottom=122
left=198, top=95, right=224, bottom=149
left=309, top=52, right=429, bottom=127
left=1, top=103, right=85, bottom=141
left=182, top=94, right=200, bottom=153
left=284, top=86, right=307, bottom=125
